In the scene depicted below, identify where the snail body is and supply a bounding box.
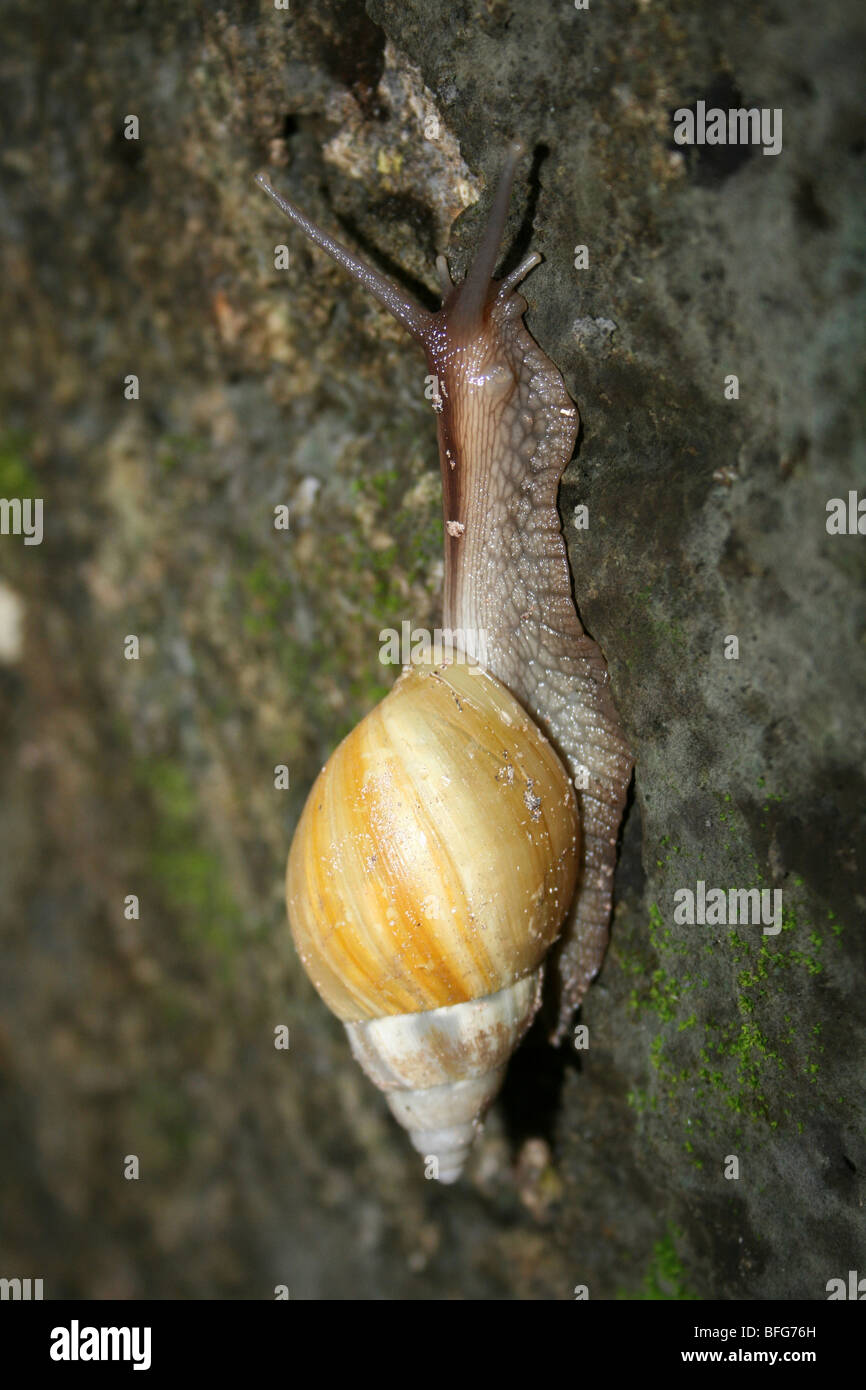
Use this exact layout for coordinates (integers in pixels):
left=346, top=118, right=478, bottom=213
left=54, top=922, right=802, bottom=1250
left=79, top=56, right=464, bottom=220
left=259, top=144, right=633, bottom=1179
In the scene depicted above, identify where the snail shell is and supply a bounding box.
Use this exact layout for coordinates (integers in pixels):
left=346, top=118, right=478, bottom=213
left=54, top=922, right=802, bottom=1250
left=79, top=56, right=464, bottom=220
left=287, top=657, right=579, bottom=1180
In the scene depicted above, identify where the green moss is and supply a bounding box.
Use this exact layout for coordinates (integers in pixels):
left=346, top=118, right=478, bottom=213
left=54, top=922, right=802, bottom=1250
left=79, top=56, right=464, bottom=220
left=626, top=1087, right=658, bottom=1114
left=618, top=1228, right=699, bottom=1300
left=0, top=431, right=38, bottom=497
left=632, top=581, right=688, bottom=653
left=734, top=908, right=823, bottom=989
left=625, top=901, right=696, bottom=1022
left=351, top=466, right=399, bottom=508
left=620, top=868, right=837, bottom=1150
left=696, top=1018, right=785, bottom=1121
left=230, top=447, right=441, bottom=758
left=241, top=560, right=294, bottom=636
left=349, top=461, right=441, bottom=601
left=136, top=759, right=245, bottom=969
left=135, top=1078, right=195, bottom=1163
left=655, top=833, right=684, bottom=870
left=143, top=760, right=197, bottom=820
left=157, top=432, right=208, bottom=474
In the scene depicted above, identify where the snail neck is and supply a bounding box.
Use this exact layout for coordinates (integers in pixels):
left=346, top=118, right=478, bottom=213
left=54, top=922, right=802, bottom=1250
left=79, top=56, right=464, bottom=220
left=424, top=290, right=582, bottom=702
left=425, top=288, right=634, bottom=1044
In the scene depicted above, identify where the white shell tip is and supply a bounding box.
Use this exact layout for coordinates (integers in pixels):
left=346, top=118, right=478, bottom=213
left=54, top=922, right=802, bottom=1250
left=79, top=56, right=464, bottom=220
left=414, top=1129, right=474, bottom=1184
left=434, top=1161, right=466, bottom=1184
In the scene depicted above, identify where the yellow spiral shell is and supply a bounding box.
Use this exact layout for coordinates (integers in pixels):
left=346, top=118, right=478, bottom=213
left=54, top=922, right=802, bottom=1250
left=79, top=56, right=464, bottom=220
left=286, top=657, right=580, bottom=1023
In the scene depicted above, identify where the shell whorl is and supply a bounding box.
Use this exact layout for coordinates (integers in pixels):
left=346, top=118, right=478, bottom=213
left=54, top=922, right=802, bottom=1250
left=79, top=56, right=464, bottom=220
left=286, top=657, right=579, bottom=1021
left=286, top=656, right=578, bottom=1180
left=346, top=973, right=543, bottom=1182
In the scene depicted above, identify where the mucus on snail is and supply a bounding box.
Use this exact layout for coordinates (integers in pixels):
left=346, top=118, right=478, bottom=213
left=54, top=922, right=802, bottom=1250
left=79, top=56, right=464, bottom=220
left=257, top=143, right=634, bottom=1182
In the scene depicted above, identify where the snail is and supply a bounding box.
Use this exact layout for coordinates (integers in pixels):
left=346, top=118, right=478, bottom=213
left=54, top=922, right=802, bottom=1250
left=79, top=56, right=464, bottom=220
left=257, top=143, right=633, bottom=1181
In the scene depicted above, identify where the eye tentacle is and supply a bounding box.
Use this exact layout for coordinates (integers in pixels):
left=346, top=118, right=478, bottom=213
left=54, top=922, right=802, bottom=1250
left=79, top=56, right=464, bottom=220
left=497, top=251, right=543, bottom=298
left=255, top=172, right=433, bottom=341
left=449, top=140, right=525, bottom=338
left=436, top=253, right=454, bottom=294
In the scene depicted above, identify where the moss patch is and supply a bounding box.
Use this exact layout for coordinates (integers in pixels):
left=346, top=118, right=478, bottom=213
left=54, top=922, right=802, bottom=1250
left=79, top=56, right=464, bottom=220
left=618, top=1228, right=699, bottom=1300
left=621, top=848, right=842, bottom=1159
left=135, top=759, right=246, bottom=971
left=0, top=431, right=38, bottom=497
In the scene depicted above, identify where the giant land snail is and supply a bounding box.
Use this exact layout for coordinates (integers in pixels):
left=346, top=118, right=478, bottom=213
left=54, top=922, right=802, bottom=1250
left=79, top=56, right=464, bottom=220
left=256, top=143, right=633, bottom=1182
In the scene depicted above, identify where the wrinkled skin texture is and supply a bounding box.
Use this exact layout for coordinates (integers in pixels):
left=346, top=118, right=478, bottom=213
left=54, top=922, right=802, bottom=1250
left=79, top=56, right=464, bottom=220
left=428, top=282, right=633, bottom=1033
